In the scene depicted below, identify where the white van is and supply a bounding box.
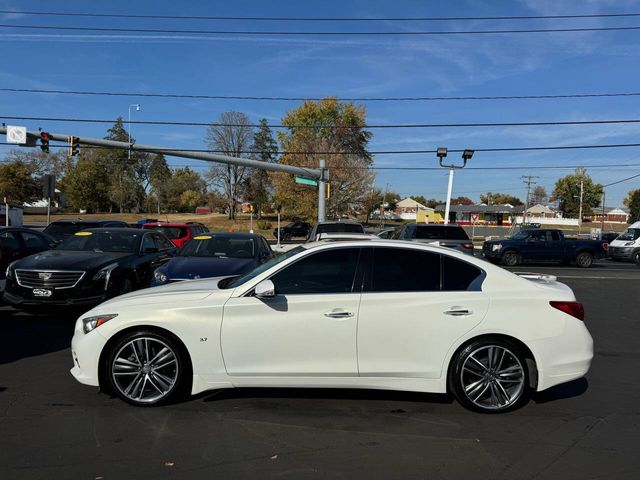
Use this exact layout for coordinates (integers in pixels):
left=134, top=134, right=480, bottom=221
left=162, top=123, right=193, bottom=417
left=608, top=221, right=640, bottom=263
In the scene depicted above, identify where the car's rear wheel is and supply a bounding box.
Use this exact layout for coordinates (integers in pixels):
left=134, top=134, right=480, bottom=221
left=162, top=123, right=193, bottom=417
left=449, top=339, right=529, bottom=413
left=106, top=330, right=189, bottom=406
left=575, top=251, right=594, bottom=268
left=501, top=251, right=520, bottom=267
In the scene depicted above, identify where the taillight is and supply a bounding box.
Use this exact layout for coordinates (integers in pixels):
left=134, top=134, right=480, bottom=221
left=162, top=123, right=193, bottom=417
left=461, top=243, right=474, bottom=249
left=550, top=301, right=584, bottom=321
left=602, top=242, right=609, bottom=251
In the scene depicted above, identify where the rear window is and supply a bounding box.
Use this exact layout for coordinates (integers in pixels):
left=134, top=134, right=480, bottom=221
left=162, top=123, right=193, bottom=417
left=44, top=222, right=99, bottom=237
left=412, top=225, right=470, bottom=240
left=316, top=223, right=364, bottom=234
left=144, top=226, right=187, bottom=239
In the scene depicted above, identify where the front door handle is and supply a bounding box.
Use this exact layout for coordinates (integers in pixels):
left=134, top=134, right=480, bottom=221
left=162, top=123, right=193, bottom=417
left=324, top=309, right=354, bottom=319
left=443, top=307, right=473, bottom=316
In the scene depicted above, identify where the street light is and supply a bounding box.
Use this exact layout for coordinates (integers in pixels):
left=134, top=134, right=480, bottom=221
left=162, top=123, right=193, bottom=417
left=438, top=148, right=473, bottom=225
left=128, top=103, right=141, bottom=159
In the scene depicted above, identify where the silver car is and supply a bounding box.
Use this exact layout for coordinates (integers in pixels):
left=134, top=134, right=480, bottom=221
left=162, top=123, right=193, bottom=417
left=393, top=223, right=475, bottom=255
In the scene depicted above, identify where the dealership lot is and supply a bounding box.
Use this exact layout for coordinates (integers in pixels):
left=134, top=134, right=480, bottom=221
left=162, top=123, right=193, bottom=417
left=1, top=262, right=639, bottom=479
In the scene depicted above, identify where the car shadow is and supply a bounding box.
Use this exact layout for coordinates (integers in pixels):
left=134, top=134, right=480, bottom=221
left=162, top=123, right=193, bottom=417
left=531, top=377, right=589, bottom=404
left=0, top=306, right=77, bottom=365
left=199, top=387, right=453, bottom=405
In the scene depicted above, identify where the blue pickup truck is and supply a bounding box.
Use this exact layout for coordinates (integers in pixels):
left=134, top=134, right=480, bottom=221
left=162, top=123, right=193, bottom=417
left=482, top=228, right=608, bottom=268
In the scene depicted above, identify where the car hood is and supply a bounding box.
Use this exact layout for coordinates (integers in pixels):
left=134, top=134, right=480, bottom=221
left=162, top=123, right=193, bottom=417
left=13, top=250, right=130, bottom=271
left=609, top=239, right=633, bottom=247
left=161, top=256, right=256, bottom=279
left=95, top=275, right=233, bottom=310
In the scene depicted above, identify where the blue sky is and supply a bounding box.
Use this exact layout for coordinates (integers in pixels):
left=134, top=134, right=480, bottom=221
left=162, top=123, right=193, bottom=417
left=2, top=0, right=640, bottom=206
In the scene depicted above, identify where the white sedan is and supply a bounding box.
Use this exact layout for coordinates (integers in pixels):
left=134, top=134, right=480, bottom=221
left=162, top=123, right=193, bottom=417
left=70, top=239, right=593, bottom=413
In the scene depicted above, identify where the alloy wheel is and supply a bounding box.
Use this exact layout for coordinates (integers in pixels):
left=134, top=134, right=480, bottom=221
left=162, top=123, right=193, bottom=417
left=460, top=345, right=525, bottom=411
left=111, top=337, right=179, bottom=404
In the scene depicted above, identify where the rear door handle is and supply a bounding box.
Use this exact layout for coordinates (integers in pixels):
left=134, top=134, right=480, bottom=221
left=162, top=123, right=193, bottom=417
left=443, top=307, right=473, bottom=316
left=324, top=309, right=354, bottom=318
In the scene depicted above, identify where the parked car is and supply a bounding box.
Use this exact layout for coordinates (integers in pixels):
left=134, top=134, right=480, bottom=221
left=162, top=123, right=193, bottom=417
left=483, top=229, right=608, bottom=267
left=3, top=228, right=176, bottom=309
left=0, top=227, right=57, bottom=292
left=607, top=222, right=640, bottom=263
left=392, top=223, right=475, bottom=255
left=43, top=219, right=129, bottom=242
left=376, top=227, right=397, bottom=239
left=307, top=220, right=365, bottom=242
left=152, top=232, right=273, bottom=286
left=273, top=221, right=312, bottom=241
left=70, top=239, right=592, bottom=413
left=142, top=222, right=208, bottom=248
left=600, top=232, right=620, bottom=245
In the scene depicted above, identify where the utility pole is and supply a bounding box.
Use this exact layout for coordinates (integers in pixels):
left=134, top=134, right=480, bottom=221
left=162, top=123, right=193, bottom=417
left=600, top=190, right=606, bottom=232
left=578, top=177, right=584, bottom=234
left=380, top=183, right=389, bottom=229
left=521, top=175, right=539, bottom=226
left=318, top=159, right=327, bottom=222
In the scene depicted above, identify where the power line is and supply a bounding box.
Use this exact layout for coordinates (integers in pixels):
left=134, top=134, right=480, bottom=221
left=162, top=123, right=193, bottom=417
left=4, top=140, right=640, bottom=155
left=3, top=87, right=640, bottom=102
left=603, top=171, right=640, bottom=187
left=3, top=23, right=640, bottom=36
left=3, top=10, right=640, bottom=22
left=6, top=140, right=640, bottom=155
left=5, top=114, right=640, bottom=129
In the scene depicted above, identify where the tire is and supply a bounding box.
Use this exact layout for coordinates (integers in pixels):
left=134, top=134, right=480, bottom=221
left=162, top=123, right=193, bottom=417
left=105, top=330, right=191, bottom=406
left=501, top=250, right=520, bottom=267
left=575, top=251, right=594, bottom=268
left=449, top=338, right=530, bottom=413
left=632, top=251, right=640, bottom=265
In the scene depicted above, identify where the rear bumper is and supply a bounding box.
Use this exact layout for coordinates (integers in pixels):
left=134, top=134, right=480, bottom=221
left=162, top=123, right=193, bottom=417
left=531, top=317, right=594, bottom=391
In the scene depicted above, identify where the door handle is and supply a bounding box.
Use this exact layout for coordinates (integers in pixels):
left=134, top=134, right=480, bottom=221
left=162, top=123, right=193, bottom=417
left=324, top=309, right=354, bottom=318
left=443, top=307, right=473, bottom=316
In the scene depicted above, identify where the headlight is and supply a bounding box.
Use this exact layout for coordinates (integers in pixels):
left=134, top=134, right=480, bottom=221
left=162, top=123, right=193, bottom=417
left=154, top=270, right=168, bottom=284
left=625, top=242, right=635, bottom=247
left=82, top=314, right=118, bottom=334
left=92, top=263, right=118, bottom=283
left=5, top=260, right=18, bottom=279
left=492, top=244, right=502, bottom=251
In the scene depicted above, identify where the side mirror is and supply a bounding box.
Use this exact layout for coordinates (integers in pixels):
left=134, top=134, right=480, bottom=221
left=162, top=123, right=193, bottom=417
left=527, top=237, right=536, bottom=243
left=254, top=279, right=275, bottom=299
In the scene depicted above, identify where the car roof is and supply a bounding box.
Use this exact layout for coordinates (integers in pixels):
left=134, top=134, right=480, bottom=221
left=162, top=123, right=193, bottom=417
left=49, top=219, right=124, bottom=224
left=405, top=223, right=464, bottom=228
left=79, top=227, right=149, bottom=234
left=143, top=222, right=201, bottom=227
left=316, top=219, right=362, bottom=225
left=187, top=232, right=261, bottom=239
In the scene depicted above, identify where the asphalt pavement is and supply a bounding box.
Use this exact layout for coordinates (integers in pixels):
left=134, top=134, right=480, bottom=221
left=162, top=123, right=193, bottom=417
left=1, top=261, right=639, bottom=479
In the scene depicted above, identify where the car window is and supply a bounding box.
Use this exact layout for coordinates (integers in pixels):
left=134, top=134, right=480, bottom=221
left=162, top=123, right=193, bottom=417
left=19, top=231, right=49, bottom=249
left=442, top=256, right=484, bottom=291
left=141, top=234, right=156, bottom=252
left=316, top=223, right=364, bottom=235
left=152, top=232, right=174, bottom=250
left=413, top=225, right=469, bottom=240
left=270, top=248, right=360, bottom=295
left=0, top=231, right=21, bottom=251
left=530, top=231, right=546, bottom=241
left=549, top=231, right=561, bottom=241
left=368, top=247, right=440, bottom=292
left=261, top=238, right=272, bottom=254
left=145, top=226, right=187, bottom=239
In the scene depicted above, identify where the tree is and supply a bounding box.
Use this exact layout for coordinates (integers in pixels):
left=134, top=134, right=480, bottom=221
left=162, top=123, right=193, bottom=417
left=3, top=148, right=67, bottom=180
left=0, top=160, right=41, bottom=203
left=362, top=188, right=384, bottom=223
left=530, top=185, right=548, bottom=205
left=409, top=195, right=428, bottom=206
left=551, top=168, right=603, bottom=218
left=624, top=189, right=640, bottom=223
left=423, top=198, right=443, bottom=209
left=451, top=196, right=474, bottom=206
left=243, top=119, right=278, bottom=217
left=61, top=150, right=112, bottom=212
left=165, top=167, right=206, bottom=212
left=205, top=111, right=253, bottom=219
left=479, top=192, right=522, bottom=206
left=273, top=98, right=374, bottom=221
left=148, top=154, right=172, bottom=214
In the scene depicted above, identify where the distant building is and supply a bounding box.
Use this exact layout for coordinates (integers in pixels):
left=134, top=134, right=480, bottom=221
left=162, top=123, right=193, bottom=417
left=394, top=197, right=434, bottom=220
left=590, top=206, right=630, bottom=223
left=524, top=204, right=556, bottom=219
left=434, top=203, right=514, bottom=225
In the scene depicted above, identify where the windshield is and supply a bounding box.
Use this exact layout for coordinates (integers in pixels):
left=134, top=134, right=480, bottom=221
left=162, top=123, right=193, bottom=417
left=617, top=228, right=640, bottom=241
left=413, top=225, right=469, bottom=240
left=57, top=231, right=139, bottom=253
left=316, top=223, right=364, bottom=234
left=223, top=246, right=305, bottom=289
left=144, top=226, right=187, bottom=239
left=44, top=222, right=98, bottom=237
left=179, top=236, right=255, bottom=258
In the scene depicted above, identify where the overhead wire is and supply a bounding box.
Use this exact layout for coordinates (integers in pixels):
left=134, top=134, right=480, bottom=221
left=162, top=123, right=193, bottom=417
left=3, top=87, right=640, bottom=102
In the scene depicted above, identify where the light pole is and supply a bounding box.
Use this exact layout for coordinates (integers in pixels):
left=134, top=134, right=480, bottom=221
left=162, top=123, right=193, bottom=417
left=128, top=104, right=141, bottom=159
left=438, top=148, right=473, bottom=225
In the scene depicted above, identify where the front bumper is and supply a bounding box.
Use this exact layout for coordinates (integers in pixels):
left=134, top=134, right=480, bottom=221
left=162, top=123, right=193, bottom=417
left=607, top=246, right=635, bottom=260
left=3, top=279, right=108, bottom=308
left=70, top=323, right=108, bottom=387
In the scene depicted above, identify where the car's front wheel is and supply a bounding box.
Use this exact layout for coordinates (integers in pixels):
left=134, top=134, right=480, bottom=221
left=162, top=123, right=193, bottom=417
left=105, top=330, right=190, bottom=406
left=501, top=250, right=520, bottom=267
left=449, top=338, right=530, bottom=413
left=575, top=251, right=594, bottom=268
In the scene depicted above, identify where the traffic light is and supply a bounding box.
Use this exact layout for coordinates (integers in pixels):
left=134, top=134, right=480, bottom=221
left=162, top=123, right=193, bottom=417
left=40, top=132, right=50, bottom=153
left=68, top=136, right=79, bottom=156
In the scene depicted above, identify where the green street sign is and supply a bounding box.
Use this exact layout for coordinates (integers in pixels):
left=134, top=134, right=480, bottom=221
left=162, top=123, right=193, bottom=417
left=295, top=177, right=319, bottom=187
